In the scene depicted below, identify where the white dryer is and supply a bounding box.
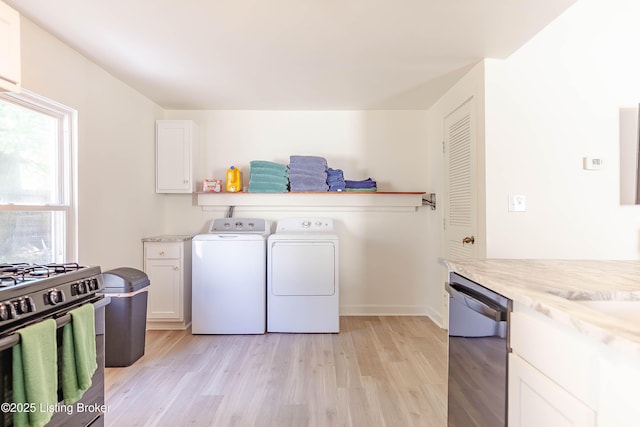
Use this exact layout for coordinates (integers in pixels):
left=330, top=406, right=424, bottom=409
left=267, top=218, right=339, bottom=333
left=192, top=218, right=270, bottom=334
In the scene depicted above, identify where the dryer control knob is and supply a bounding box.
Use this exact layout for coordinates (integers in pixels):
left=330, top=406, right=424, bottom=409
left=302, top=221, right=311, bottom=228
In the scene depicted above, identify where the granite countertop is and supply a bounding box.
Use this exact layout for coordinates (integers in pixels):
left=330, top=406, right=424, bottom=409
left=442, top=259, right=640, bottom=360
left=141, top=235, right=193, bottom=242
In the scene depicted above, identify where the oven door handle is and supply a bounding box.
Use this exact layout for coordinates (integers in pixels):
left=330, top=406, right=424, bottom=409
left=0, top=297, right=108, bottom=352
left=0, top=314, right=73, bottom=352
left=445, top=282, right=507, bottom=322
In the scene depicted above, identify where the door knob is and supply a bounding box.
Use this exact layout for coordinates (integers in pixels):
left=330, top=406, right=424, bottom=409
left=462, top=236, right=475, bottom=246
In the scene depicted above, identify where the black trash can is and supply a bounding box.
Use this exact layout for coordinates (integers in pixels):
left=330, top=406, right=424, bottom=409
left=102, top=267, right=150, bottom=367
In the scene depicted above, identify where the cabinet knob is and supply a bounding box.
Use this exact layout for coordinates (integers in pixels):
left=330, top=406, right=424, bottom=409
left=174, top=266, right=179, bottom=271
left=159, top=251, right=165, bottom=256
left=183, top=180, right=189, bottom=184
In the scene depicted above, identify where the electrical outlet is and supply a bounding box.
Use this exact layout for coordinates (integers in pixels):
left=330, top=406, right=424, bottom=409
left=508, top=194, right=526, bottom=212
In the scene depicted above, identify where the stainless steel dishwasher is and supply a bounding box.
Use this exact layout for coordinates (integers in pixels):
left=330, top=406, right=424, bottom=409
left=446, top=272, right=512, bottom=427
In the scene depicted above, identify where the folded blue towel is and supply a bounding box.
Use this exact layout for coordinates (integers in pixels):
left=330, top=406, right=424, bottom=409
left=327, top=175, right=345, bottom=184
left=289, top=166, right=328, bottom=176
left=13, top=319, right=58, bottom=427
left=326, top=168, right=344, bottom=186
left=289, top=155, right=327, bottom=167
left=345, top=178, right=377, bottom=189
left=289, top=156, right=328, bottom=173
left=289, top=174, right=328, bottom=186
left=329, top=182, right=346, bottom=192
left=290, top=182, right=329, bottom=192
left=288, top=171, right=328, bottom=181
left=62, top=303, right=97, bottom=404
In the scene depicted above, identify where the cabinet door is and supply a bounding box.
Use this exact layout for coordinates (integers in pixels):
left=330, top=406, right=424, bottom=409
left=156, top=120, right=195, bottom=193
left=508, top=353, right=596, bottom=427
left=144, top=258, right=182, bottom=320
left=0, top=1, right=20, bottom=91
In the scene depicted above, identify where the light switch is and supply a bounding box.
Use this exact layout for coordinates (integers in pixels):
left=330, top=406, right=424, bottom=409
left=509, top=195, right=526, bottom=212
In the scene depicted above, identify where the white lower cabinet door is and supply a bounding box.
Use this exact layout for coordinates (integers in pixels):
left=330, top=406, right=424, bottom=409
left=145, top=259, right=181, bottom=320
left=508, top=353, right=596, bottom=427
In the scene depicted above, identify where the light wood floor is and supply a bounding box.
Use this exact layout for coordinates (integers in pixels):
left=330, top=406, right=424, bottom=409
left=104, top=316, right=447, bottom=427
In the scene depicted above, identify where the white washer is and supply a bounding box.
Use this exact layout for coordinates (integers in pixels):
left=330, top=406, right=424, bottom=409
left=267, top=218, right=339, bottom=333
left=192, top=218, right=270, bottom=334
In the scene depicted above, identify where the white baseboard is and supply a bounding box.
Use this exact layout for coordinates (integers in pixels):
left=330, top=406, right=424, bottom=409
left=340, top=304, right=428, bottom=316
left=146, top=320, right=191, bottom=331
left=339, top=305, right=445, bottom=328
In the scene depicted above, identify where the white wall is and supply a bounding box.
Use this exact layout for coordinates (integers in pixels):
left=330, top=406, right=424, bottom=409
left=19, top=17, right=166, bottom=270
left=484, top=0, right=640, bottom=259
left=424, top=0, right=640, bottom=324
left=162, top=110, right=434, bottom=315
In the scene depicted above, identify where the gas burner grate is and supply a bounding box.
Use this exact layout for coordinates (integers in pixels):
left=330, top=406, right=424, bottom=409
left=45, top=263, right=82, bottom=274
left=0, top=262, right=85, bottom=285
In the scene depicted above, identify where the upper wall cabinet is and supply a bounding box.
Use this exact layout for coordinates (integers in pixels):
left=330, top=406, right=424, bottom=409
left=156, top=120, right=198, bottom=193
left=0, top=1, right=20, bottom=92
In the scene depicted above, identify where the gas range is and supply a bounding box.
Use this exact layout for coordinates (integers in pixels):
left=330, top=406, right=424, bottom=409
left=0, top=263, right=104, bottom=334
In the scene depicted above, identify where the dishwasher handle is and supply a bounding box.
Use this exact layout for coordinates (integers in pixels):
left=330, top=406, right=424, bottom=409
left=445, top=282, right=507, bottom=322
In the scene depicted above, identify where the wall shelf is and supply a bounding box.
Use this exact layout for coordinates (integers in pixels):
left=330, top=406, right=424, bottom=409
left=195, top=191, right=426, bottom=211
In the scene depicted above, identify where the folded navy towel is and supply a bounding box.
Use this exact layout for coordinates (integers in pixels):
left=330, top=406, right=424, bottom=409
left=345, top=178, right=377, bottom=189
left=329, top=182, right=346, bottom=192
left=326, top=168, right=344, bottom=182
left=327, top=175, right=345, bottom=184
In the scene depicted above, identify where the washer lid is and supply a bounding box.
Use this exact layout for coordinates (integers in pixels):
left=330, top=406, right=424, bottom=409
left=208, top=218, right=270, bottom=234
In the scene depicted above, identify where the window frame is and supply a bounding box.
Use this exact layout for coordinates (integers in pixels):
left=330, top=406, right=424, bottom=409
left=0, top=89, right=77, bottom=263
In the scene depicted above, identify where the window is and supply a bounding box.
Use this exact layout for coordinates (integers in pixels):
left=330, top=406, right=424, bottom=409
left=0, top=91, right=76, bottom=264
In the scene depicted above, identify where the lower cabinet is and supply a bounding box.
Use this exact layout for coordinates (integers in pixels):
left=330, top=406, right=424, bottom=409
left=508, top=304, right=640, bottom=427
left=143, top=239, right=192, bottom=330
left=508, top=353, right=596, bottom=427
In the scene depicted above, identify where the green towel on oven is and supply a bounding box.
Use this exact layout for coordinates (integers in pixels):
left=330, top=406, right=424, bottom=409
left=62, top=303, right=97, bottom=404
left=12, top=318, right=58, bottom=427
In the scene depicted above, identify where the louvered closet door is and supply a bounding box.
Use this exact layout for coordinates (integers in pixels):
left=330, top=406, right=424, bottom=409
left=444, top=97, right=478, bottom=260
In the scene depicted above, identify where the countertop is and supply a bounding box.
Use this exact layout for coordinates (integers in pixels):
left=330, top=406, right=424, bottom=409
left=442, top=259, right=640, bottom=360
left=141, top=235, right=193, bottom=242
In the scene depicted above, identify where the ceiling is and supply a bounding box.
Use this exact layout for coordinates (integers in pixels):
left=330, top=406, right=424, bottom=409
left=7, top=0, right=577, bottom=110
